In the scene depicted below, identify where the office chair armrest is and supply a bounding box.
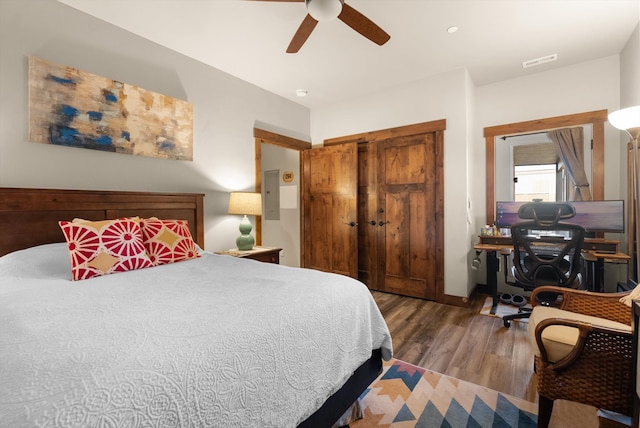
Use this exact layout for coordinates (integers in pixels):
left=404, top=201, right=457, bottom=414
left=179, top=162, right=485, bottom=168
left=530, top=285, right=632, bottom=325
left=534, top=317, right=633, bottom=371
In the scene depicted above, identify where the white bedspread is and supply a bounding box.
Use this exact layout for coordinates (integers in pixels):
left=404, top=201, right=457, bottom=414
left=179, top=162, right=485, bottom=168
left=0, top=244, right=392, bottom=428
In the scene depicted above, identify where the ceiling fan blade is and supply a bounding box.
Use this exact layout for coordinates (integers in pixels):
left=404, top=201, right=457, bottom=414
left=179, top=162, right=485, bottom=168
left=287, top=14, right=318, bottom=53
left=338, top=3, right=390, bottom=46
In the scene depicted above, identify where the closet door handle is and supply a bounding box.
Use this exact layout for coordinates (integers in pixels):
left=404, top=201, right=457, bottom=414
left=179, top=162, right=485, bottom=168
left=369, top=220, right=377, bottom=226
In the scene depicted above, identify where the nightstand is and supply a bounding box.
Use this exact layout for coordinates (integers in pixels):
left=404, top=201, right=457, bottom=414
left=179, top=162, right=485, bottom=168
left=215, top=246, right=282, bottom=264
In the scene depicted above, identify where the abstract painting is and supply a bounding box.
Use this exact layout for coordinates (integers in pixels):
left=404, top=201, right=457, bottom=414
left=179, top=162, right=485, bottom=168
left=28, top=56, right=193, bottom=160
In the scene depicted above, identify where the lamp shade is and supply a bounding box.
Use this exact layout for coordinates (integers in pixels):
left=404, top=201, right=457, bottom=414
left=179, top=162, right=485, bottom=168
left=228, top=192, right=262, bottom=216
left=609, top=106, right=640, bottom=138
left=306, top=0, right=342, bottom=21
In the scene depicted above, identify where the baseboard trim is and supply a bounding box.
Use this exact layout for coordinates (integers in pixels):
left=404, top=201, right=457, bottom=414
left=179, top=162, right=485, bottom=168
left=442, top=293, right=470, bottom=308
left=441, top=283, right=490, bottom=308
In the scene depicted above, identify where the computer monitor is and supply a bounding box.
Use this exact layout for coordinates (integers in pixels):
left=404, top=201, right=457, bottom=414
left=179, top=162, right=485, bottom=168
left=495, top=200, right=624, bottom=233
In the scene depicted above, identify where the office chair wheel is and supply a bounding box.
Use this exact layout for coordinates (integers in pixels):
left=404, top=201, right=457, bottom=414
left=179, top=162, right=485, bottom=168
left=503, top=318, right=511, bottom=328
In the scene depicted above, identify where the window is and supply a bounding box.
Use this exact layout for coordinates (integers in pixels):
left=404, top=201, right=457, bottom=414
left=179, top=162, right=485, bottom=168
left=514, top=164, right=557, bottom=202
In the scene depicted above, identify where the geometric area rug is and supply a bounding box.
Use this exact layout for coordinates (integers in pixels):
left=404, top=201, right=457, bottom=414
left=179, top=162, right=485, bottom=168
left=350, top=358, right=537, bottom=428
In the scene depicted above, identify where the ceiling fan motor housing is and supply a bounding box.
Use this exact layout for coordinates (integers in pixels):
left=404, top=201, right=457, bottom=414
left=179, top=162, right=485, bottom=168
left=305, top=0, right=343, bottom=21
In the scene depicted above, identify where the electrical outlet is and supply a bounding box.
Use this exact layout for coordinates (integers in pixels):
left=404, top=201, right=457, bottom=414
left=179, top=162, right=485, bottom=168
left=280, top=249, right=285, bottom=258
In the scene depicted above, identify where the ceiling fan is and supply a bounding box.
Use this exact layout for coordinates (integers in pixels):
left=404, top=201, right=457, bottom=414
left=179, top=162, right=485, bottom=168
left=251, top=0, right=390, bottom=53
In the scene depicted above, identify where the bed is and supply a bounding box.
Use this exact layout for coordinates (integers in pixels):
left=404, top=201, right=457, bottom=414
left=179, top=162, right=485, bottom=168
left=0, top=187, right=392, bottom=428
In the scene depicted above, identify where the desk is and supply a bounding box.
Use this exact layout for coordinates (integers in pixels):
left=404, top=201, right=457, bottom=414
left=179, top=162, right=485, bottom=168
left=474, top=237, right=629, bottom=315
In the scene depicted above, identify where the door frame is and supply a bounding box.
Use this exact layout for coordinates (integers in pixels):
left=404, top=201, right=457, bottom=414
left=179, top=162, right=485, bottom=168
left=324, top=120, right=446, bottom=304
left=253, top=128, right=311, bottom=253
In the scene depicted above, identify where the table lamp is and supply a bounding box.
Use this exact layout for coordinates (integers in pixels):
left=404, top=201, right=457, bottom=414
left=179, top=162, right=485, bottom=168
left=228, top=192, right=262, bottom=251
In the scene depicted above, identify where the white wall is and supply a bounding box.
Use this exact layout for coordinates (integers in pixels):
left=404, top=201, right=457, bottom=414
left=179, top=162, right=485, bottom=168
left=0, top=0, right=310, bottom=252
left=619, top=22, right=640, bottom=203
left=464, top=71, right=478, bottom=296
left=620, top=23, right=640, bottom=109
left=311, top=69, right=474, bottom=298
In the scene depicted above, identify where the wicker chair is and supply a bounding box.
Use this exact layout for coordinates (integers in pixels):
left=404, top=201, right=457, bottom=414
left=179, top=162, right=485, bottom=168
left=528, top=285, right=633, bottom=428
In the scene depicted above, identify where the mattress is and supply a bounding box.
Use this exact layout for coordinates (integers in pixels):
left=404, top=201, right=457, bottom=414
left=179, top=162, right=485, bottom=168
left=0, top=243, right=392, bottom=427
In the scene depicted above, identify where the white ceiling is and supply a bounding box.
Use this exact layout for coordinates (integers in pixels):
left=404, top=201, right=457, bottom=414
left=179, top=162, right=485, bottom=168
left=58, top=0, right=639, bottom=109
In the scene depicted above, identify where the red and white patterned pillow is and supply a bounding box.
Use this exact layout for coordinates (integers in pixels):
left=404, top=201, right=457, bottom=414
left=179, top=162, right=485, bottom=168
left=140, top=217, right=200, bottom=266
left=59, top=217, right=153, bottom=281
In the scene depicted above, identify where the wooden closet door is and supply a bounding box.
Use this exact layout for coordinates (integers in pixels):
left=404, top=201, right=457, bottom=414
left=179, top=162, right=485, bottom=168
left=357, top=142, right=379, bottom=289
left=377, top=133, right=438, bottom=300
left=302, top=143, right=358, bottom=278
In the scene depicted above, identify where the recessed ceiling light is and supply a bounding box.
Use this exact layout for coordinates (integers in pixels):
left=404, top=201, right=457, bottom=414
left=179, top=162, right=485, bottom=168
left=447, top=26, right=458, bottom=33
left=296, top=89, right=308, bottom=97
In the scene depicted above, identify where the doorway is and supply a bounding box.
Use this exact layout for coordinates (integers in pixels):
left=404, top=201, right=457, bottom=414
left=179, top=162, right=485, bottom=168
left=254, top=128, right=311, bottom=267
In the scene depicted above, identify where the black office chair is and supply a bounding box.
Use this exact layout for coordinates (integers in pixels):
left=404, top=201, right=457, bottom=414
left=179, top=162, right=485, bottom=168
left=502, top=202, right=586, bottom=328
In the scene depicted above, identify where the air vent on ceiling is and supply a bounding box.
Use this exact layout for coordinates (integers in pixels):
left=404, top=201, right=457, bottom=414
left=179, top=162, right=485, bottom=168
left=522, top=53, right=558, bottom=69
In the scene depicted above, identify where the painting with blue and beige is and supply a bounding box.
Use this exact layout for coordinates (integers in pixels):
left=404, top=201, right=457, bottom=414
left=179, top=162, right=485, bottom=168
left=28, top=56, right=193, bottom=161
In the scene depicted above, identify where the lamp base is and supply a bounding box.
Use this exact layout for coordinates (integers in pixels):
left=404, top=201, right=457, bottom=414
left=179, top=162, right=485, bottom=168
left=236, top=215, right=255, bottom=251
left=236, top=234, right=255, bottom=251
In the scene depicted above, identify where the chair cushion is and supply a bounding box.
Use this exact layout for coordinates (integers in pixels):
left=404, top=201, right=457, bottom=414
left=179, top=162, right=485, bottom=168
left=528, top=306, right=631, bottom=362
left=620, top=282, right=640, bottom=307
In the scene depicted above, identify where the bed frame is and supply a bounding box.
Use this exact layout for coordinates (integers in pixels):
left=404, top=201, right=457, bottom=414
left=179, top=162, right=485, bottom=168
left=0, top=186, right=383, bottom=427
left=0, top=187, right=205, bottom=256
left=300, top=348, right=382, bottom=427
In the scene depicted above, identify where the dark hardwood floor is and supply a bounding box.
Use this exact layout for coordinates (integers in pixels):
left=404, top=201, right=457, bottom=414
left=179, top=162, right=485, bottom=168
left=371, top=290, right=537, bottom=403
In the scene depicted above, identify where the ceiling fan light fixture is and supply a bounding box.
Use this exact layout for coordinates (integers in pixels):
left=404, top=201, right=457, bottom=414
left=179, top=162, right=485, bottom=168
left=305, top=0, right=343, bottom=22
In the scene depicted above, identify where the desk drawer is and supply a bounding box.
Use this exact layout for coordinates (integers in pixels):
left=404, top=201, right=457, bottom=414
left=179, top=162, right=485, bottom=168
left=582, top=242, right=618, bottom=253
left=479, top=236, right=512, bottom=245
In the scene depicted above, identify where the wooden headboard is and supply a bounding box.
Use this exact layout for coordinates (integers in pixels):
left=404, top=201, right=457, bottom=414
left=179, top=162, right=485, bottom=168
left=0, top=188, right=205, bottom=256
